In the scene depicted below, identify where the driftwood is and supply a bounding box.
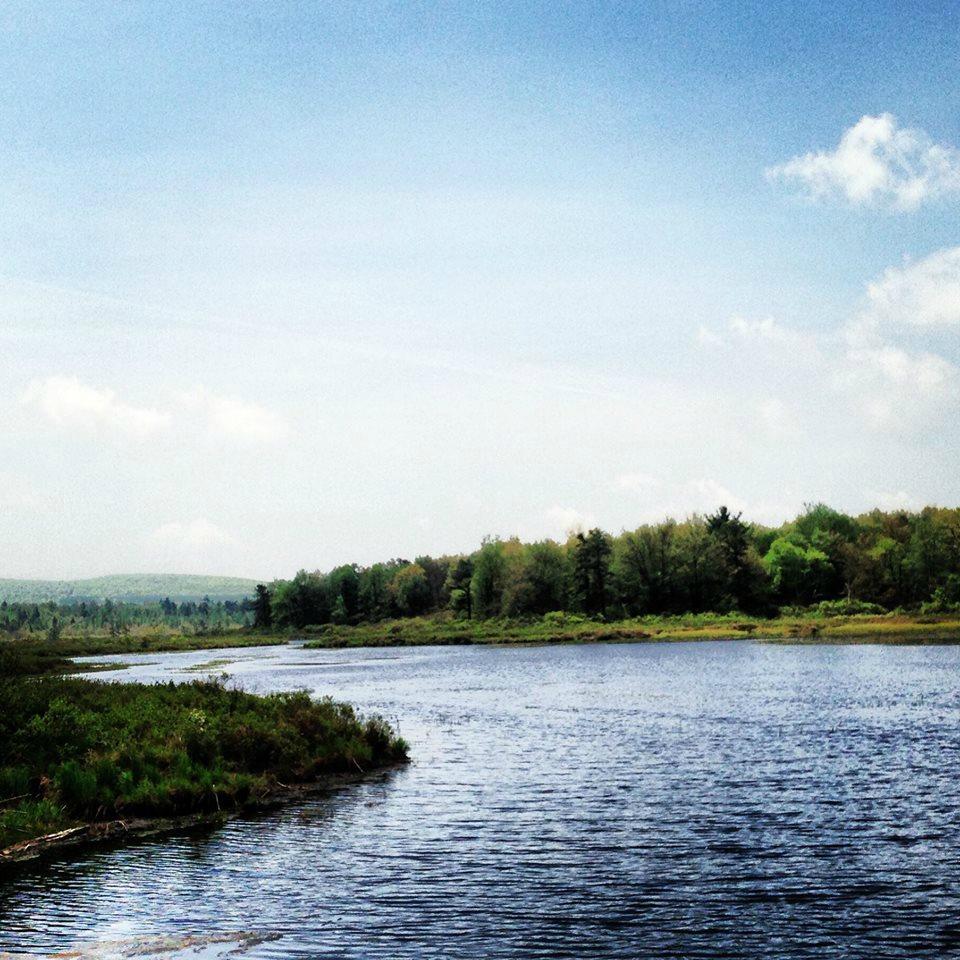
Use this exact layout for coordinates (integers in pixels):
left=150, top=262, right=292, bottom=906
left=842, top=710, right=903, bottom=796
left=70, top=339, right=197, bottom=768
left=0, top=763, right=406, bottom=865
left=0, top=793, right=30, bottom=807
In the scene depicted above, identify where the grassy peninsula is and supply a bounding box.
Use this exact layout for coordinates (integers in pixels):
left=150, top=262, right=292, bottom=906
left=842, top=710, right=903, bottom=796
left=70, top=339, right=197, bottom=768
left=0, top=651, right=407, bottom=861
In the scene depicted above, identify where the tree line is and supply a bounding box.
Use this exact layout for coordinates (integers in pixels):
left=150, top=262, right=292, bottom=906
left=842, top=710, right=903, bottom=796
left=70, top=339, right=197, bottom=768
left=254, top=504, right=960, bottom=629
left=0, top=596, right=254, bottom=640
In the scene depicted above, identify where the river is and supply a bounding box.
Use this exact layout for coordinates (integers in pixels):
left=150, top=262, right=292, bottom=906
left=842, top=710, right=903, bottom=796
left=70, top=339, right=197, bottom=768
left=1, top=640, right=959, bottom=958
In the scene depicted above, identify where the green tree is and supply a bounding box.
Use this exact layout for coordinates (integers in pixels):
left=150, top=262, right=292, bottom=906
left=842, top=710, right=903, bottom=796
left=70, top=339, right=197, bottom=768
left=389, top=564, right=432, bottom=616
left=472, top=539, right=507, bottom=618
left=252, top=584, right=273, bottom=629
left=502, top=540, right=568, bottom=615
left=271, top=570, right=331, bottom=628
left=359, top=563, right=393, bottom=621
left=445, top=557, right=474, bottom=619
left=574, top=528, right=612, bottom=615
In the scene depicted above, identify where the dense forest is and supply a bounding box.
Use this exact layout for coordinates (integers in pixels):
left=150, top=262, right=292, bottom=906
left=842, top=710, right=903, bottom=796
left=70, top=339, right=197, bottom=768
left=0, top=596, right=254, bottom=640
left=255, top=505, right=960, bottom=630
left=7, top=504, right=960, bottom=641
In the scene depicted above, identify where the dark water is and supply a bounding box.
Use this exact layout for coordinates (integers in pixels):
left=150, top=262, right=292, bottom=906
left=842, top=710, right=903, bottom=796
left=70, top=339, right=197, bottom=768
left=2, top=640, right=960, bottom=958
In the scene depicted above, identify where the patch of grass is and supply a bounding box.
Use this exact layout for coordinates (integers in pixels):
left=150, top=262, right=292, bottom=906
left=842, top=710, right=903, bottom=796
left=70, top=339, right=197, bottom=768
left=0, top=652, right=407, bottom=850
left=39, top=632, right=288, bottom=658
left=0, top=633, right=287, bottom=679
left=184, top=658, right=238, bottom=673
left=299, top=612, right=960, bottom=648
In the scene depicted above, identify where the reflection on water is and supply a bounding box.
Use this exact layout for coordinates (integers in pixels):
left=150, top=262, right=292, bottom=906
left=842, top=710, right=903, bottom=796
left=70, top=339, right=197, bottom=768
left=2, top=640, right=960, bottom=958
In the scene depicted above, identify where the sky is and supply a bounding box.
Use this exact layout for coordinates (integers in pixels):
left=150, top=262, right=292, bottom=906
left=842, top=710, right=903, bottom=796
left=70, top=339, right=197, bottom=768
left=3, top=1, right=960, bottom=580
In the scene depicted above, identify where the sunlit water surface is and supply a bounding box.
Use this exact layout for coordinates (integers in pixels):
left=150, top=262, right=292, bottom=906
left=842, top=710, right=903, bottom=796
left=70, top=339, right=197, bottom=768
left=2, top=640, right=960, bottom=958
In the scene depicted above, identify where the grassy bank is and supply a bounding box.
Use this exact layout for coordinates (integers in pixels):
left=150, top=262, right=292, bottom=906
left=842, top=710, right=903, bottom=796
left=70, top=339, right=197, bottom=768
left=298, top=612, right=960, bottom=647
left=0, top=659, right=407, bottom=857
left=0, top=632, right=287, bottom=677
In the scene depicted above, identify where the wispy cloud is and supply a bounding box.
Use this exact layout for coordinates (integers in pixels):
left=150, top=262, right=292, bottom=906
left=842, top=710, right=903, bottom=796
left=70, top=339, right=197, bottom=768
left=543, top=505, right=596, bottom=537
left=767, top=114, right=960, bottom=210
left=22, top=376, right=289, bottom=445
left=176, top=387, right=291, bottom=444
left=22, top=376, right=171, bottom=437
left=151, top=518, right=235, bottom=550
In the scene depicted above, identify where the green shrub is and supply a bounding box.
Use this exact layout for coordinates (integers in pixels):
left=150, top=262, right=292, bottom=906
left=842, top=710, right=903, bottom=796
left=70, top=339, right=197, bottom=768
left=55, top=761, right=99, bottom=813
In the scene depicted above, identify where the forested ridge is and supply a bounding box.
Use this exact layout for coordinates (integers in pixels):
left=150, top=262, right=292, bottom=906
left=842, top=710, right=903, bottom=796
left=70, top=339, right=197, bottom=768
left=0, top=574, right=258, bottom=604
left=255, top=504, right=960, bottom=630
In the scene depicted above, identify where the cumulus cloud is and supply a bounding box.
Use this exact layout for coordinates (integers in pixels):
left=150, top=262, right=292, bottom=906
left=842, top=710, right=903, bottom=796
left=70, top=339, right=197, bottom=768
left=695, top=246, right=960, bottom=433
left=861, top=247, right=960, bottom=328
left=176, top=388, right=290, bottom=443
left=22, top=376, right=171, bottom=437
left=836, top=246, right=960, bottom=427
left=840, top=344, right=958, bottom=429
left=767, top=114, right=960, bottom=210
left=151, top=518, right=234, bottom=549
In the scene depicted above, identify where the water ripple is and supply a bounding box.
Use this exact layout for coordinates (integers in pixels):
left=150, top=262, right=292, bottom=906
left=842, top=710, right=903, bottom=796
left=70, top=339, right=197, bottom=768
left=2, top=641, right=960, bottom=958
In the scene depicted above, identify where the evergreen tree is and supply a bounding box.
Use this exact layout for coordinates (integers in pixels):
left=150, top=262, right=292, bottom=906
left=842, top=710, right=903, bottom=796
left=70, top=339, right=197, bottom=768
left=253, top=584, right=273, bottom=629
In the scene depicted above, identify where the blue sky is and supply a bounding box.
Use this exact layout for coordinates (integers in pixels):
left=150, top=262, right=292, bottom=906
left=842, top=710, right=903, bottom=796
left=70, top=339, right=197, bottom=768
left=3, top=1, right=960, bottom=578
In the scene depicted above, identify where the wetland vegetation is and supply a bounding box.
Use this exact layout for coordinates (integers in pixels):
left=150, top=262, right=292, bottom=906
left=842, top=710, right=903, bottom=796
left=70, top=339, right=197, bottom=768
left=0, top=648, right=408, bottom=857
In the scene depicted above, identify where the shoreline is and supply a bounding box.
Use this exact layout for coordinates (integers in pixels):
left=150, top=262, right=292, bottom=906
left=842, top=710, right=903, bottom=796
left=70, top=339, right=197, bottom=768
left=0, top=764, right=406, bottom=867
left=292, top=614, right=960, bottom=649
left=12, top=614, right=960, bottom=668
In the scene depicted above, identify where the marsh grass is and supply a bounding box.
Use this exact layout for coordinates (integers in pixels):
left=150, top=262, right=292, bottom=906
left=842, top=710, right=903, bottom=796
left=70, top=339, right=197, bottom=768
left=298, top=611, right=960, bottom=648
left=0, top=653, right=407, bottom=850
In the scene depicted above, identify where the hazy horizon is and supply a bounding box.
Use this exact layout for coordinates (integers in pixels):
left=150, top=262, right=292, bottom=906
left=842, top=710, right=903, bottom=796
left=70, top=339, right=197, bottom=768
left=4, top=3, right=960, bottom=580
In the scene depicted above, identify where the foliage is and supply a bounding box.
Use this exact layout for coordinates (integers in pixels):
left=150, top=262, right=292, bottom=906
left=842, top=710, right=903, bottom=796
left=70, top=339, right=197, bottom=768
left=256, top=503, right=960, bottom=626
left=0, top=664, right=407, bottom=849
left=11, top=503, right=960, bottom=644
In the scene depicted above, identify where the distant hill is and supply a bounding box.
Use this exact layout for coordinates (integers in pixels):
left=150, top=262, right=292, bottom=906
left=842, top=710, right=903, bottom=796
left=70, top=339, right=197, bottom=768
left=0, top=574, right=260, bottom=604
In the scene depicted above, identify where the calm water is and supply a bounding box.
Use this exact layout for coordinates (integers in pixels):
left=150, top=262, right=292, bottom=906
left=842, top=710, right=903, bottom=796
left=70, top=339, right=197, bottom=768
left=2, top=640, right=960, bottom=958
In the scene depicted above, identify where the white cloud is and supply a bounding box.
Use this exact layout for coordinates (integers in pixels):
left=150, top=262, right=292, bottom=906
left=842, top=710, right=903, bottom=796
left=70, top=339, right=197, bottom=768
left=833, top=246, right=960, bottom=428
left=868, top=490, right=922, bottom=512
left=728, top=315, right=808, bottom=348
left=21, top=376, right=289, bottom=445
left=176, top=387, right=290, bottom=443
left=862, top=247, right=960, bottom=328
left=696, top=316, right=818, bottom=359
left=696, top=324, right=724, bottom=347
left=768, top=114, right=960, bottom=210
left=840, top=344, right=958, bottom=429
left=22, top=376, right=171, bottom=437
left=614, top=475, right=803, bottom=528
left=615, top=472, right=662, bottom=495
left=695, top=247, right=960, bottom=433
left=151, top=518, right=234, bottom=550
left=544, top=505, right=595, bottom=536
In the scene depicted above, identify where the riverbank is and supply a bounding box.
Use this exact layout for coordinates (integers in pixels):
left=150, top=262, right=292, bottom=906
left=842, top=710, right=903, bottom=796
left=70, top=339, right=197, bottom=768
left=0, top=663, right=408, bottom=861
left=0, top=631, right=286, bottom=676
left=297, top=612, right=960, bottom=647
